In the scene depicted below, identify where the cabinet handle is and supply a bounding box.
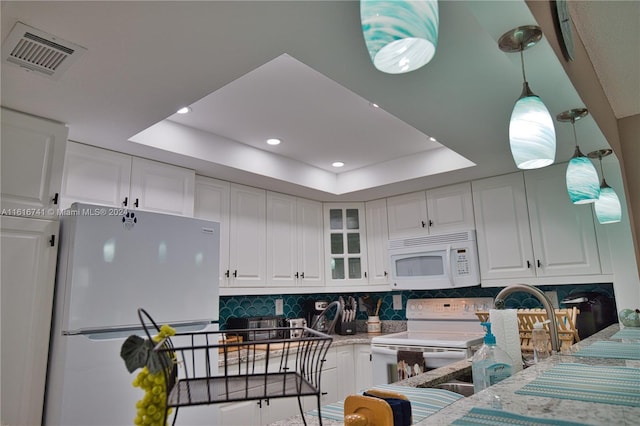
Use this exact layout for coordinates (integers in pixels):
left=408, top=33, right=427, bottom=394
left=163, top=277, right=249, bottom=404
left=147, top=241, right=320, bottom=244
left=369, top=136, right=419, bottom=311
left=225, top=270, right=230, bottom=278
left=526, top=260, right=531, bottom=269
left=123, top=197, right=128, bottom=207
left=233, top=270, right=237, bottom=277
left=421, top=220, right=426, bottom=228
left=265, top=399, right=270, bottom=406
left=49, top=235, right=56, bottom=247
left=257, top=400, right=262, bottom=408
left=429, top=220, right=433, bottom=227
left=134, top=198, right=139, bottom=208
left=537, top=260, right=542, bottom=268
left=364, top=271, right=367, bottom=278
left=300, top=272, right=305, bottom=279
left=51, top=193, right=59, bottom=205
left=295, top=272, right=299, bottom=279
left=384, top=271, right=388, bottom=276
left=321, top=392, right=328, bottom=396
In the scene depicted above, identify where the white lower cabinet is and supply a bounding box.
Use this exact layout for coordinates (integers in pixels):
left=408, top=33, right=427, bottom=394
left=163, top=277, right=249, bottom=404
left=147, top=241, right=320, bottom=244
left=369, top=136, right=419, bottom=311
left=61, top=141, right=195, bottom=216
left=353, top=344, right=373, bottom=392
left=1, top=216, right=59, bottom=426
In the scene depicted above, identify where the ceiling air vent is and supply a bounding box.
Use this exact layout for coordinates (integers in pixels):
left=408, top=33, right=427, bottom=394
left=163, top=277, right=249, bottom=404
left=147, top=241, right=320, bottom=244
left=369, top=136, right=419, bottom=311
left=2, top=21, right=86, bottom=79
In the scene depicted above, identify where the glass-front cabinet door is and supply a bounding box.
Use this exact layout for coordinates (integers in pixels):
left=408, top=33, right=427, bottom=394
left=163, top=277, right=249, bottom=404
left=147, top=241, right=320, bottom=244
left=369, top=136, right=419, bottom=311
left=324, top=203, right=368, bottom=285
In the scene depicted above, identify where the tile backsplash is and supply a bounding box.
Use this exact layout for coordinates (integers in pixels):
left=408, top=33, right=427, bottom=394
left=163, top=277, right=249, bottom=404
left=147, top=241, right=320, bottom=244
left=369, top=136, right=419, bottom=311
left=219, top=283, right=616, bottom=329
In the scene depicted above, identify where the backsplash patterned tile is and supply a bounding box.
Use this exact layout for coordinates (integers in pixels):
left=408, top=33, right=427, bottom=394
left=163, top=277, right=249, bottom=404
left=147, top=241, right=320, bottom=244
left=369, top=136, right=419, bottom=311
left=219, top=283, right=616, bottom=329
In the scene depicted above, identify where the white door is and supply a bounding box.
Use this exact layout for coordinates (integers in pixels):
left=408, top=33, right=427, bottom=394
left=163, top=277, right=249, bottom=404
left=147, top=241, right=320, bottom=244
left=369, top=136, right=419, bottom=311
left=426, top=182, right=475, bottom=233
left=130, top=157, right=195, bottom=216
left=1, top=216, right=59, bottom=426
left=525, top=164, right=602, bottom=276
left=296, top=197, right=324, bottom=286
left=266, top=192, right=298, bottom=286
left=354, top=344, right=373, bottom=392
left=194, top=176, right=231, bottom=286
left=472, top=173, right=536, bottom=280
left=229, top=184, right=266, bottom=286
left=386, top=191, right=428, bottom=239
left=1, top=108, right=67, bottom=218
left=365, top=199, right=390, bottom=285
left=60, top=141, right=131, bottom=210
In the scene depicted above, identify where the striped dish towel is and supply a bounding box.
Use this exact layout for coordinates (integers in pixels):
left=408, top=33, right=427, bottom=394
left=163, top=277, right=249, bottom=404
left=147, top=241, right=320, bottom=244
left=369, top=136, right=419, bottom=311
left=515, top=363, right=640, bottom=407
left=307, top=384, right=462, bottom=422
left=574, top=341, right=640, bottom=360
left=451, top=407, right=593, bottom=426
left=611, top=327, right=640, bottom=340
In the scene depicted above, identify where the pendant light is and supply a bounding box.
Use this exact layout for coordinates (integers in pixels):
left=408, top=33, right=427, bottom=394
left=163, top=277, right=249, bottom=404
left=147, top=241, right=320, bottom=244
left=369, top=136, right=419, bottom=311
left=557, top=108, right=600, bottom=204
left=588, top=149, right=622, bottom=224
left=360, top=0, right=439, bottom=74
left=498, top=26, right=556, bottom=170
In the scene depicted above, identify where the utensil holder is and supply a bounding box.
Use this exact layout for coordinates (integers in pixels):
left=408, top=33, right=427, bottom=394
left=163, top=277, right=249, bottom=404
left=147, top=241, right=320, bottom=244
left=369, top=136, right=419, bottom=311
left=367, top=316, right=381, bottom=334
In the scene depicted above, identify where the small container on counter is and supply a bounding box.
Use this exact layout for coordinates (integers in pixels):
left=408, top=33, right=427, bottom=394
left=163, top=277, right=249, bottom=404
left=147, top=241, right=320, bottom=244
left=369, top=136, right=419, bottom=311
left=367, top=315, right=381, bottom=333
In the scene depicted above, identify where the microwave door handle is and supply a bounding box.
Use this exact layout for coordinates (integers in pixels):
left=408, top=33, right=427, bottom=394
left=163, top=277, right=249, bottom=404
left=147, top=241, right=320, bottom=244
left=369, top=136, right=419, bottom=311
left=446, top=245, right=454, bottom=286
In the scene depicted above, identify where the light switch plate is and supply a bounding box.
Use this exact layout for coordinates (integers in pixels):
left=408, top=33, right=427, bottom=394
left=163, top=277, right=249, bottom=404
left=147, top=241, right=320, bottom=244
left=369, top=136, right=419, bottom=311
left=393, top=294, right=403, bottom=310
left=275, top=299, right=284, bottom=315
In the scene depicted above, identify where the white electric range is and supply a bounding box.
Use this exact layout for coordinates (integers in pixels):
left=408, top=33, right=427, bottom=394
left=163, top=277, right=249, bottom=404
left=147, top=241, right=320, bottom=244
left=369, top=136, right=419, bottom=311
left=371, top=297, right=494, bottom=385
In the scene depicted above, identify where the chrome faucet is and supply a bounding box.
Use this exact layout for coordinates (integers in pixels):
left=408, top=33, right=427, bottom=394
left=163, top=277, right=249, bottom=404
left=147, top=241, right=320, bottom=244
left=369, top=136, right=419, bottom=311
left=494, top=284, right=560, bottom=354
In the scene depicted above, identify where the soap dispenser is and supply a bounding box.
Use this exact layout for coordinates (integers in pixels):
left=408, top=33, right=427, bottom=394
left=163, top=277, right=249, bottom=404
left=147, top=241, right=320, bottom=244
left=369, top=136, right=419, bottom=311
left=472, top=322, right=514, bottom=393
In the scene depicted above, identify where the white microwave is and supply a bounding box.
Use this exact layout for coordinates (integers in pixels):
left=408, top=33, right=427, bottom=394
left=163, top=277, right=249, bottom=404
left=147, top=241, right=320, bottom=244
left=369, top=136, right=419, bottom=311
left=388, top=230, right=480, bottom=290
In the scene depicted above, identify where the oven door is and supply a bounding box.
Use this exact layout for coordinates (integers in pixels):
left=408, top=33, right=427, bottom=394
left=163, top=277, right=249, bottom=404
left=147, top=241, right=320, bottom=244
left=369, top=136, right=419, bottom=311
left=371, top=344, right=469, bottom=386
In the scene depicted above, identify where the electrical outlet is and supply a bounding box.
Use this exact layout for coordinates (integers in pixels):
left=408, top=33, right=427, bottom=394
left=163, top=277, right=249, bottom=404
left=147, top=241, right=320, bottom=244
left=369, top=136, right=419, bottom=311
left=275, top=298, right=284, bottom=315
left=393, top=294, right=403, bottom=310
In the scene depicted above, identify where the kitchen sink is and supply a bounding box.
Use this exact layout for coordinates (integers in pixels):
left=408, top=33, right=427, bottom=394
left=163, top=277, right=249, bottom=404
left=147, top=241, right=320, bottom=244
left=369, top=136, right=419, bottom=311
left=435, top=381, right=475, bottom=397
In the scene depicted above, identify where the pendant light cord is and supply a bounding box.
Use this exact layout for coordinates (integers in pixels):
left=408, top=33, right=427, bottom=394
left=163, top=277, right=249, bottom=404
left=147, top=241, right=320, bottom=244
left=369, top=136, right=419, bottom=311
left=520, top=48, right=528, bottom=83
left=572, top=120, right=578, bottom=148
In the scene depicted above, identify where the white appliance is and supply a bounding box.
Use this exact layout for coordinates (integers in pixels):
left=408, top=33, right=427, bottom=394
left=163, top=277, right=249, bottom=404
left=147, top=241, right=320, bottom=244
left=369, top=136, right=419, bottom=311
left=388, top=230, right=480, bottom=290
left=371, top=298, right=494, bottom=385
left=44, top=203, right=220, bottom=426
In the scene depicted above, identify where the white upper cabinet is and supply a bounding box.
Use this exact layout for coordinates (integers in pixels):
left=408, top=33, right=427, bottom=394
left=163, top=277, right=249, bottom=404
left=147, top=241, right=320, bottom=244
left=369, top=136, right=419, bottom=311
left=324, top=203, right=369, bottom=286
left=472, top=164, right=604, bottom=286
left=228, top=183, right=266, bottom=287
left=365, top=198, right=389, bottom=285
left=1, top=108, right=67, bottom=218
left=387, top=182, right=474, bottom=239
left=525, top=164, right=601, bottom=276
left=61, top=142, right=194, bottom=216
left=194, top=176, right=230, bottom=287
left=266, top=192, right=324, bottom=287
left=472, top=172, right=535, bottom=281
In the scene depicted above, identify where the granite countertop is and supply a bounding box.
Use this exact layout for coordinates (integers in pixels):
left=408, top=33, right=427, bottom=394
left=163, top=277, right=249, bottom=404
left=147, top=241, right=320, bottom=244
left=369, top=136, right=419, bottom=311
left=420, top=323, right=639, bottom=426
left=271, top=323, right=639, bottom=426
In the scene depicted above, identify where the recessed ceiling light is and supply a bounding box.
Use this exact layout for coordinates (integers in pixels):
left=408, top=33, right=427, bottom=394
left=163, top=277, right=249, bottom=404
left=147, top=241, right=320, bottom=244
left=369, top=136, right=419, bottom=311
left=370, top=102, right=380, bottom=108
left=176, top=106, right=191, bottom=114
left=266, top=138, right=281, bottom=145
left=332, top=161, right=345, bottom=168
left=429, top=136, right=437, bottom=142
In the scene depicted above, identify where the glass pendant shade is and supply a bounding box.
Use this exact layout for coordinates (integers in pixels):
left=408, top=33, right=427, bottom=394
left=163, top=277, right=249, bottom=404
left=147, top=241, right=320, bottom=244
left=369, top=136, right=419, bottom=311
left=565, top=146, right=600, bottom=204
left=509, top=90, right=556, bottom=169
left=594, top=182, right=622, bottom=224
left=360, top=0, right=439, bottom=74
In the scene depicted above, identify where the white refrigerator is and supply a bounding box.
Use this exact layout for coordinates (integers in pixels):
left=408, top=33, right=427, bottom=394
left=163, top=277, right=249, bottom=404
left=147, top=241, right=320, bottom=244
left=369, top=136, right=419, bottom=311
left=44, top=203, right=220, bottom=426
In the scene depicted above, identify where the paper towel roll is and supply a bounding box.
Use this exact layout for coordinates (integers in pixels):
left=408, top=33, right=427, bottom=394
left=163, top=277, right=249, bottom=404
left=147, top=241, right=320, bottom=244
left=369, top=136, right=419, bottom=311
left=489, top=309, right=522, bottom=372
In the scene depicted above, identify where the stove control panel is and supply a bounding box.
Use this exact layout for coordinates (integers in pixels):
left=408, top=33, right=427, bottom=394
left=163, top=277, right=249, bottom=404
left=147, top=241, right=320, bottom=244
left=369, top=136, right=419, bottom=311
left=406, top=298, right=494, bottom=320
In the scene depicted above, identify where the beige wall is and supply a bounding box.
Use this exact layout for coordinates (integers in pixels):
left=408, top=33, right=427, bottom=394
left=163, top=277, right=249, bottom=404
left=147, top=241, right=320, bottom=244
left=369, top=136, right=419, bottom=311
left=527, top=1, right=640, bottom=281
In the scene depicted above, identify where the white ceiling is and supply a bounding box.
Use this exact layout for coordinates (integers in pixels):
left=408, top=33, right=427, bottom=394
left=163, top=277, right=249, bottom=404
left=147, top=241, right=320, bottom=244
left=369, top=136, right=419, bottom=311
left=1, top=1, right=637, bottom=202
